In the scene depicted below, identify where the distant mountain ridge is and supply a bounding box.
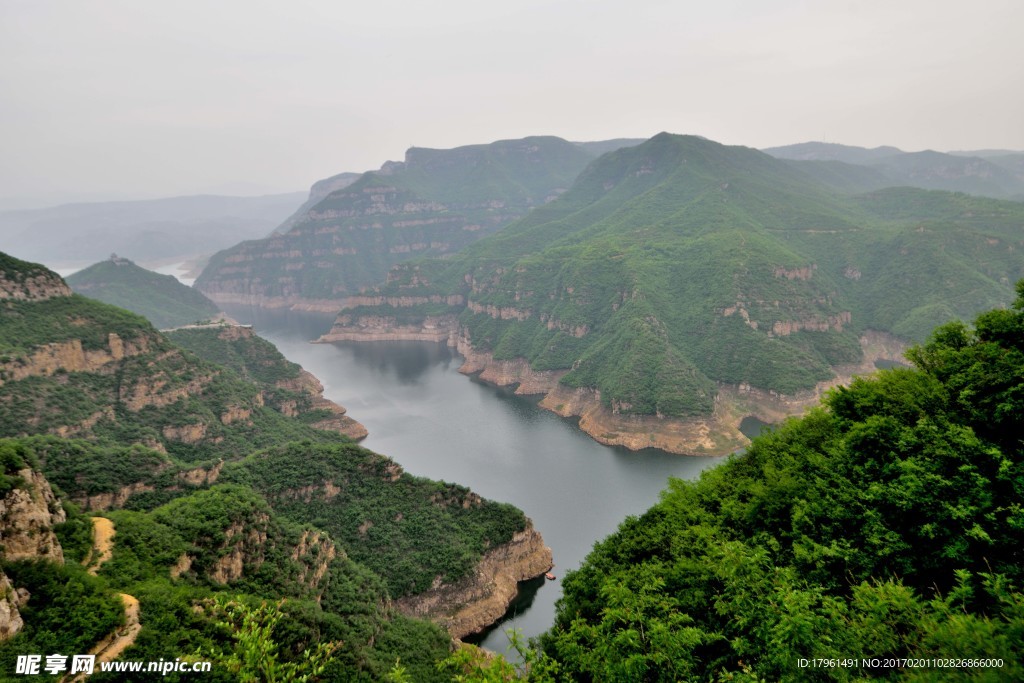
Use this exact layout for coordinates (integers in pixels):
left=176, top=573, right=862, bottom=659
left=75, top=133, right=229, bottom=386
left=0, top=192, right=305, bottom=270
left=195, top=136, right=641, bottom=312
left=320, top=133, right=1024, bottom=454
left=764, top=141, right=1024, bottom=199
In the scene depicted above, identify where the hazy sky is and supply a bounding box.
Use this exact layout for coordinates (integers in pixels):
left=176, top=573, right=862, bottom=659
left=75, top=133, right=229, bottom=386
left=2, top=0, right=1022, bottom=207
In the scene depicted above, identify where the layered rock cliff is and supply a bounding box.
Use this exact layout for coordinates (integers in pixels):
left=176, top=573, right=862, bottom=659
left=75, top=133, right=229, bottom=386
left=320, top=307, right=909, bottom=456
left=196, top=136, right=595, bottom=311
left=314, top=133, right=1024, bottom=455
left=394, top=523, right=552, bottom=639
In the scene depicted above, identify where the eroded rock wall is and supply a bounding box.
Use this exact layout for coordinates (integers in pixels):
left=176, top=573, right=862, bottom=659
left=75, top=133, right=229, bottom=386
left=394, top=524, right=552, bottom=639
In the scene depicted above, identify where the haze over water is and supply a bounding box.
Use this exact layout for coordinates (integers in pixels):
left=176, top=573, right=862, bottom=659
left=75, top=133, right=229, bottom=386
left=228, top=308, right=724, bottom=655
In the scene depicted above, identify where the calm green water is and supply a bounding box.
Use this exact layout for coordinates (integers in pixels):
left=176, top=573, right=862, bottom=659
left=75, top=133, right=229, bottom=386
left=227, top=308, right=725, bottom=655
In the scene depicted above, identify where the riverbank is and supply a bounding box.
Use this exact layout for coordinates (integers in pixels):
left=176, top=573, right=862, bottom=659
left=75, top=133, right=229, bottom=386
left=317, top=315, right=909, bottom=456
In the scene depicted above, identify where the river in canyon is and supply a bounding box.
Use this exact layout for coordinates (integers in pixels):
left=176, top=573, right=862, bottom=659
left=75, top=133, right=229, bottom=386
left=226, top=307, right=729, bottom=656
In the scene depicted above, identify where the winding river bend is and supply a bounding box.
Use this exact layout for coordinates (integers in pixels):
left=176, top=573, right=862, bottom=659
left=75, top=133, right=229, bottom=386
left=227, top=308, right=726, bottom=655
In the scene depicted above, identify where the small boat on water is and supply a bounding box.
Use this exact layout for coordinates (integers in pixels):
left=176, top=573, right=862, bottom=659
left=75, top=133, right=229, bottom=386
left=545, top=572, right=556, bottom=581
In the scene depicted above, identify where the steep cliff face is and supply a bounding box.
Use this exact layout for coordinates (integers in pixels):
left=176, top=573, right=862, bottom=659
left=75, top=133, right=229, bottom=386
left=196, top=136, right=595, bottom=311
left=0, top=468, right=67, bottom=563
left=1, top=289, right=304, bottom=460
left=0, top=254, right=73, bottom=302
left=0, top=571, right=28, bottom=640
left=0, top=466, right=67, bottom=641
left=394, top=524, right=552, bottom=639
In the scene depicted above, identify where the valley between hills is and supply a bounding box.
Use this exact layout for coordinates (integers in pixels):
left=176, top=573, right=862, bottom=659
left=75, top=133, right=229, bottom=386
left=2, top=131, right=1023, bottom=681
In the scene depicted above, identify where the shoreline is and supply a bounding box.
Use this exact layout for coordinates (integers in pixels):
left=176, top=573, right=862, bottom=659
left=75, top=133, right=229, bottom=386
left=316, top=315, right=909, bottom=456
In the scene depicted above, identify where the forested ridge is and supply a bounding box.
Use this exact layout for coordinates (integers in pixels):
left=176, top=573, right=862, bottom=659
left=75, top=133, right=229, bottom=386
left=0, top=252, right=534, bottom=681
left=331, top=134, right=1024, bottom=422
left=445, top=285, right=1024, bottom=681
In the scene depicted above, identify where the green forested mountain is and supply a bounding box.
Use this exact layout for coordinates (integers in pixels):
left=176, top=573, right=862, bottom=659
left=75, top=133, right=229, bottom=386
left=0, top=253, right=546, bottom=681
left=324, top=134, right=1024, bottom=433
left=194, top=136, right=598, bottom=310
left=447, top=286, right=1024, bottom=682
left=67, top=256, right=221, bottom=329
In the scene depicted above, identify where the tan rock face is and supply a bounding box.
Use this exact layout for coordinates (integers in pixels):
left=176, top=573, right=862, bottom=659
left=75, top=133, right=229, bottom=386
left=210, top=518, right=269, bottom=584
left=459, top=330, right=909, bottom=456
left=162, top=423, right=208, bottom=444
left=395, top=523, right=553, bottom=639
left=290, top=530, right=337, bottom=593
left=0, top=271, right=72, bottom=302
left=275, top=370, right=369, bottom=441
left=0, top=571, right=25, bottom=641
left=0, top=334, right=149, bottom=387
left=177, top=461, right=224, bottom=487
left=169, top=553, right=193, bottom=580
left=317, top=314, right=459, bottom=344
left=119, top=364, right=216, bottom=413
left=76, top=482, right=156, bottom=512
left=0, top=468, right=66, bottom=563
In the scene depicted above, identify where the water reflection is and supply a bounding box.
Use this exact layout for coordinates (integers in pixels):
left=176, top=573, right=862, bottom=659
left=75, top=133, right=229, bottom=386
left=739, top=415, right=773, bottom=440
left=225, top=306, right=725, bottom=655
left=463, top=576, right=546, bottom=646
left=340, top=340, right=457, bottom=384
left=874, top=358, right=910, bottom=370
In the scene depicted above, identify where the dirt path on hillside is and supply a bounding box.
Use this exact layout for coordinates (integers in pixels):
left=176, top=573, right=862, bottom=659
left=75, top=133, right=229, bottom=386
left=65, top=520, right=142, bottom=682
left=82, top=516, right=116, bottom=575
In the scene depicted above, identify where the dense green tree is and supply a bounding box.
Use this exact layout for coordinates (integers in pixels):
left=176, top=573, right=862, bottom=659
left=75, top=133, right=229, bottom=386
left=503, top=285, right=1024, bottom=681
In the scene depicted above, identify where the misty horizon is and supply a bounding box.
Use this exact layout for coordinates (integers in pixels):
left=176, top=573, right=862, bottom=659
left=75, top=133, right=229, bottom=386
left=3, top=0, right=1022, bottom=207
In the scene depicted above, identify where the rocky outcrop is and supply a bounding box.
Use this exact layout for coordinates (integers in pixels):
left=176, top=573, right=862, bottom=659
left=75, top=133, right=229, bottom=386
left=0, top=334, right=149, bottom=387
left=0, top=266, right=72, bottom=302
left=276, top=369, right=368, bottom=440
left=456, top=339, right=565, bottom=396
left=394, top=523, right=552, bottom=639
left=76, top=482, right=156, bottom=512
left=119, top=365, right=216, bottom=412
left=459, top=331, right=909, bottom=456
left=559, top=331, right=910, bottom=454
left=0, top=571, right=28, bottom=641
left=210, top=518, right=270, bottom=584
left=162, top=423, right=208, bottom=444
left=177, top=460, right=224, bottom=487
left=290, top=530, right=337, bottom=593
left=0, top=468, right=66, bottom=563
left=317, top=314, right=459, bottom=344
